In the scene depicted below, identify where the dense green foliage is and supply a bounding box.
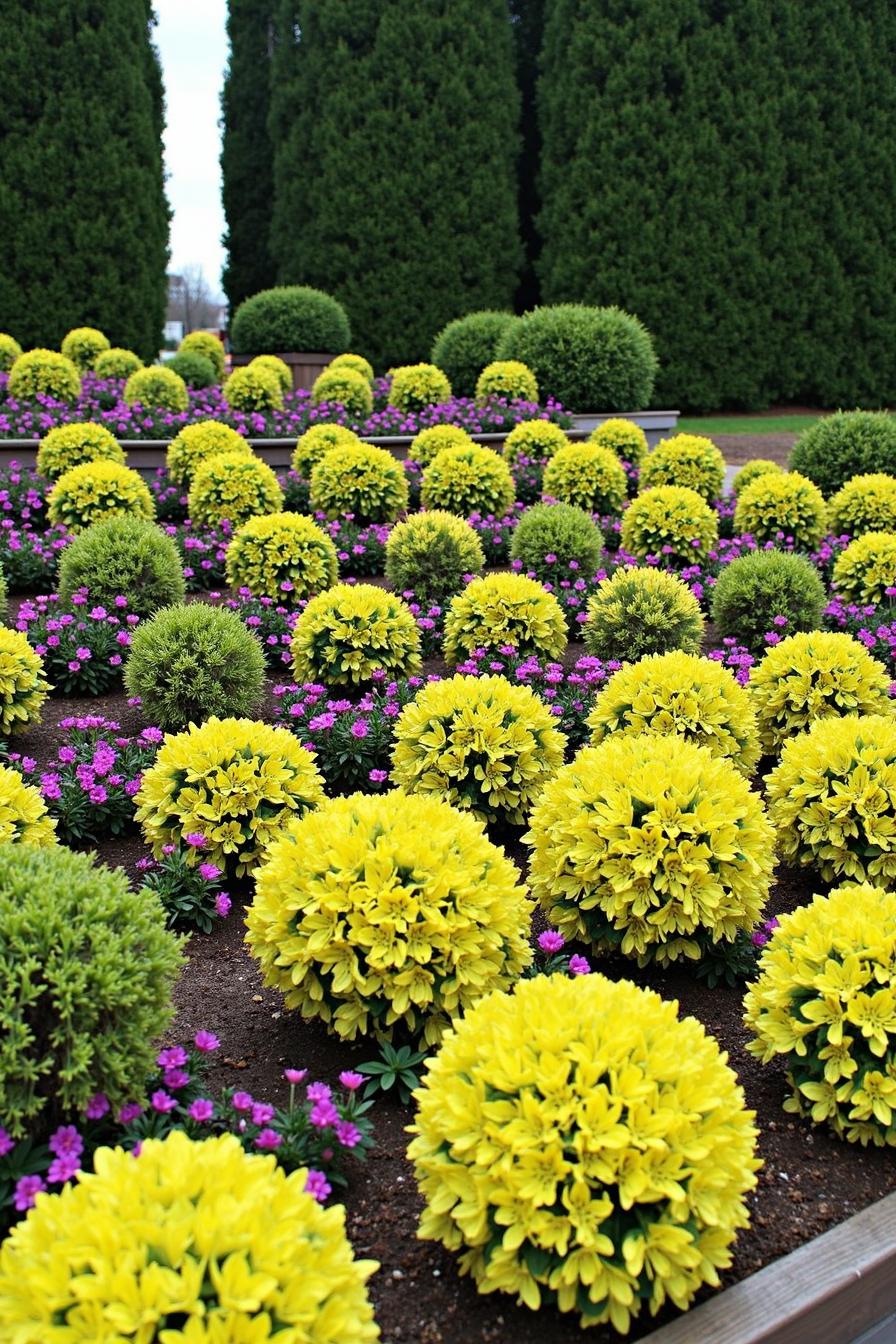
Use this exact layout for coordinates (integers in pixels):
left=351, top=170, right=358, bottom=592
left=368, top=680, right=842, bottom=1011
left=711, top=550, right=828, bottom=655
left=510, top=502, right=603, bottom=583
left=790, top=412, right=896, bottom=496
left=58, top=515, right=186, bottom=619
left=230, top=284, right=350, bottom=354
left=430, top=312, right=515, bottom=398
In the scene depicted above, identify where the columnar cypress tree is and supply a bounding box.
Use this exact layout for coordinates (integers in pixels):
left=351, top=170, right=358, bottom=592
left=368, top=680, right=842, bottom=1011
left=509, top=0, right=545, bottom=312
left=0, top=1, right=169, bottom=360
left=268, top=0, right=522, bottom=370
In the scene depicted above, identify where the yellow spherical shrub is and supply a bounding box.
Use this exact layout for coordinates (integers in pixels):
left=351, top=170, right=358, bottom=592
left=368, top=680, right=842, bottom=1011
left=226, top=510, right=338, bottom=602
left=475, top=359, right=538, bottom=402
left=135, top=715, right=325, bottom=877
left=391, top=673, right=566, bottom=824
left=587, top=650, right=760, bottom=774
left=328, top=352, right=375, bottom=384
left=248, top=353, right=292, bottom=394
left=292, top=422, right=363, bottom=478
left=409, top=423, right=473, bottom=467
left=583, top=566, right=704, bottom=663
left=388, top=363, right=452, bottom=412
left=94, top=347, right=143, bottom=379
left=542, top=443, right=627, bottom=514
left=166, top=419, right=253, bottom=486
left=745, top=883, right=896, bottom=1145
left=502, top=418, right=569, bottom=465
left=310, top=444, right=409, bottom=524
left=223, top=362, right=284, bottom=412
left=179, top=329, right=227, bottom=380
left=409, top=974, right=760, bottom=1331
left=640, top=433, right=725, bottom=500
left=443, top=572, right=567, bottom=664
left=0, top=333, right=22, bottom=372
left=827, top=472, right=896, bottom=538
left=61, top=326, right=109, bottom=371
left=0, top=628, right=50, bottom=736
left=588, top=416, right=648, bottom=465
left=0, top=1131, right=380, bottom=1343
left=421, top=443, right=515, bottom=519
left=526, top=734, right=775, bottom=965
left=749, top=630, right=893, bottom=752
left=124, top=364, right=189, bottom=413
left=312, top=365, right=373, bottom=420
left=36, top=423, right=124, bottom=479
left=291, top=583, right=421, bottom=685
left=833, top=531, right=896, bottom=605
left=188, top=450, right=284, bottom=528
left=384, top=510, right=484, bottom=602
left=733, top=470, right=827, bottom=549
left=247, top=791, right=533, bottom=1046
left=47, top=461, right=154, bottom=531
left=621, top=484, right=719, bottom=563
left=0, top=764, right=56, bottom=846
left=732, top=458, right=783, bottom=495
left=8, top=349, right=81, bottom=402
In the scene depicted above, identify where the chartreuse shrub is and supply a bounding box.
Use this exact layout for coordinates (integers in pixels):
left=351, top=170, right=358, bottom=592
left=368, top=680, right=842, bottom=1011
left=0, top=334, right=22, bottom=371
left=47, top=461, right=154, bottom=531
left=0, top=1131, right=381, bottom=1341
left=310, top=444, right=409, bottom=524
left=766, top=714, right=896, bottom=884
left=391, top=673, right=566, bottom=824
left=226, top=511, right=338, bottom=602
left=409, top=423, right=473, bottom=467
left=94, top=347, right=143, bottom=379
left=0, top=844, right=183, bottom=1138
left=58, top=515, right=185, bottom=618
left=640, top=433, right=725, bottom=500
left=431, top=311, right=515, bottom=397
left=475, top=359, right=538, bottom=402
left=833, top=532, right=896, bottom=605
left=510, top=502, right=603, bottom=583
left=291, top=583, right=421, bottom=685
left=166, top=419, right=252, bottom=486
left=248, top=352, right=292, bottom=394
left=329, top=352, right=375, bottom=384
left=230, top=284, right=351, bottom=355
left=745, top=883, right=896, bottom=1146
left=0, top=765, right=56, bottom=846
left=385, top=510, right=484, bottom=602
left=409, top=974, right=760, bottom=1330
left=36, top=422, right=124, bottom=479
left=542, top=444, right=627, bottom=514
left=179, top=329, right=227, bottom=380
left=621, top=484, right=719, bottom=563
left=166, top=349, right=216, bottom=389
left=588, top=651, right=760, bottom=775
left=584, top=567, right=704, bottom=662
left=61, top=326, right=110, bottom=371
left=828, top=473, right=896, bottom=537
left=124, top=364, right=189, bottom=413
left=292, top=422, right=363, bottom=478
left=188, top=450, right=284, bottom=528
left=0, top=628, right=49, bottom=736
left=711, top=550, right=826, bottom=655
left=732, top=458, right=783, bottom=495
left=247, top=791, right=532, bottom=1046
left=750, top=631, right=893, bottom=753
left=444, top=573, right=567, bottom=663
left=790, top=411, right=896, bottom=496
left=223, top=362, right=283, bottom=413
left=388, top=363, right=452, bottom=412
left=733, top=470, right=827, bottom=548
left=312, top=365, right=373, bottom=419
left=421, top=444, right=515, bottom=518
left=8, top=349, right=81, bottom=402
left=589, top=416, right=648, bottom=465
left=136, top=716, right=325, bottom=876
left=527, top=734, right=775, bottom=965
left=502, top=418, right=568, bottom=465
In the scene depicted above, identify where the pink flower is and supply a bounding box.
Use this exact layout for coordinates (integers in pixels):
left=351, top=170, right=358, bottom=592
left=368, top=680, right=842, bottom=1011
left=85, top=1093, right=110, bottom=1120
left=254, top=1128, right=282, bottom=1150
left=117, top=1102, right=143, bottom=1125
left=194, top=1030, right=220, bottom=1052
left=232, top=1091, right=253, bottom=1112
left=538, top=930, right=565, bottom=954
left=338, top=1070, right=364, bottom=1091
left=310, top=1099, right=340, bottom=1128
left=215, top=892, right=232, bottom=918
left=199, top=862, right=222, bottom=882
left=150, top=1090, right=177, bottom=1113
left=47, top=1155, right=80, bottom=1185
left=188, top=1098, right=214, bottom=1123
left=184, top=832, right=206, bottom=849
left=49, top=1125, right=83, bottom=1160
left=284, top=1068, right=307, bottom=1085
left=368, top=769, right=388, bottom=784
left=0, top=1127, right=14, bottom=1156
left=304, top=1169, right=331, bottom=1203
left=157, top=1046, right=188, bottom=1069
left=568, top=954, right=591, bottom=976
left=163, top=1068, right=190, bottom=1090
left=335, top=1120, right=361, bottom=1148
left=251, top=1102, right=275, bottom=1126
left=14, top=1175, right=45, bottom=1211
left=350, top=719, right=369, bottom=739
left=306, top=1081, right=332, bottom=1103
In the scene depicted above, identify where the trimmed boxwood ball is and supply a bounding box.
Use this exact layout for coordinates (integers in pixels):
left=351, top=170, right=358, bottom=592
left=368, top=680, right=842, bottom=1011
left=430, top=310, right=515, bottom=397
left=732, top=458, right=783, bottom=495
left=0, top=333, right=23, bottom=372
left=58, top=515, right=185, bottom=618
left=8, top=349, right=81, bottom=402
left=188, top=451, right=284, bottom=528
left=230, top=284, right=351, bottom=355
left=166, top=420, right=253, bottom=486
left=291, top=583, right=422, bottom=686
left=502, top=418, right=568, bottom=466
left=388, top=363, right=452, bottom=412
left=47, top=461, right=155, bottom=531
left=588, top=416, right=648, bottom=465
left=827, top=473, right=896, bottom=538
left=510, top=501, right=603, bottom=583
left=124, top=364, right=189, bottom=413
left=222, top=363, right=283, bottom=413
left=0, top=843, right=183, bottom=1138
left=310, top=443, right=409, bottom=524
left=790, top=411, right=896, bottom=496
left=94, top=347, right=143, bottom=379
left=0, top=627, right=49, bottom=735
left=542, top=443, right=627, bottom=514
left=292, top=422, right=363, bottom=478
left=621, top=484, right=719, bottom=563
left=385, top=510, right=484, bottom=602
left=60, top=326, right=109, bottom=371
left=584, top=566, right=704, bottom=662
left=711, top=549, right=827, bottom=654
left=640, top=433, right=725, bottom=501
left=311, top=365, right=373, bottom=420
left=409, top=423, right=473, bottom=467
left=36, top=423, right=124, bottom=479
left=421, top=443, right=515, bottom=519
left=179, top=329, right=226, bottom=381
left=225, top=511, right=338, bottom=602
left=734, top=470, right=827, bottom=549
left=248, top=353, right=292, bottom=394
left=166, top=349, right=217, bottom=389
left=444, top=572, right=567, bottom=664
left=475, top=359, right=538, bottom=402
left=328, top=352, right=375, bottom=384
left=495, top=304, right=658, bottom=413
left=833, top=531, right=896, bottom=605
left=124, top=603, right=266, bottom=731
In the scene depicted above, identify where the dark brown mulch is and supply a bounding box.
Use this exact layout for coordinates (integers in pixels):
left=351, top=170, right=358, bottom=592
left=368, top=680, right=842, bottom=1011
left=713, top=432, right=798, bottom=467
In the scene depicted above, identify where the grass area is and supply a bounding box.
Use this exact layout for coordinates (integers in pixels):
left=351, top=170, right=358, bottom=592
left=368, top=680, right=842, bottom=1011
left=677, top=414, right=821, bottom=435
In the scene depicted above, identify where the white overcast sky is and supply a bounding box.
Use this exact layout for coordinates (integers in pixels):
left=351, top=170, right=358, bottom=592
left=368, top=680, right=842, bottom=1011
left=154, top=0, right=229, bottom=298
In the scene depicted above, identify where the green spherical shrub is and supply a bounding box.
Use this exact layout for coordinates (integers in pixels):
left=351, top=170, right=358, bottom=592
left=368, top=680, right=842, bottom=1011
left=790, top=412, right=896, bottom=496
left=166, top=420, right=253, bottom=487
left=230, top=285, right=351, bottom=355
left=495, top=304, right=658, bottom=413
left=94, top=347, right=143, bottom=379
left=388, top=363, right=452, bottom=413
left=475, top=360, right=538, bottom=402
left=510, top=502, right=603, bottom=583
left=327, top=352, right=374, bottom=384
left=542, top=443, right=627, bottom=514
left=310, top=444, right=409, bottom=524
left=385, top=510, right=485, bottom=602
left=248, top=353, right=292, bottom=395
left=166, top=350, right=217, bottom=389
left=61, top=326, right=110, bottom=371
left=124, top=603, right=266, bottom=731
left=291, top=583, right=422, bottom=686
left=188, top=451, right=284, bottom=528
left=124, top=365, right=189, bottom=413
left=421, top=444, right=515, bottom=519
left=226, top=511, right=339, bottom=602
left=47, top=461, right=155, bottom=531
left=0, top=843, right=183, bottom=1139
left=36, top=423, right=124, bottom=480
left=734, top=470, right=827, bottom=549
left=0, top=333, right=23, bottom=372
left=430, top=310, right=515, bottom=397
left=8, top=349, right=81, bottom=402
left=58, top=515, right=186, bottom=619
left=833, top=531, right=896, bottom=605
left=732, top=458, right=783, bottom=495
left=827, top=473, right=896, bottom=538
left=502, top=418, right=569, bottom=466
left=621, top=484, right=719, bottom=563
left=640, top=433, right=725, bottom=501
left=444, top=573, right=567, bottom=664
left=584, top=566, right=704, bottom=662
left=311, top=366, right=373, bottom=420
left=223, top=364, right=283, bottom=413
left=179, top=330, right=226, bottom=381
left=711, top=550, right=827, bottom=654
left=291, top=423, right=362, bottom=479
left=409, top=424, right=473, bottom=467
left=588, top=417, right=649, bottom=466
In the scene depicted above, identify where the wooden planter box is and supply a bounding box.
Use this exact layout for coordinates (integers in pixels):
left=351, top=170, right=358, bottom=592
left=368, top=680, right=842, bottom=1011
left=569, top=409, right=680, bottom=447
left=229, top=350, right=334, bottom=393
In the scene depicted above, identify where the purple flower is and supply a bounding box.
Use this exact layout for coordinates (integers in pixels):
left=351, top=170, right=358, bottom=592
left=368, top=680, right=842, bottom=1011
left=335, top=1120, right=361, bottom=1148
left=310, top=1098, right=340, bottom=1128
left=14, top=1175, right=45, bottom=1211
left=338, top=1070, right=364, bottom=1091
left=199, top=862, right=222, bottom=882
left=163, top=1068, right=190, bottom=1091
left=350, top=719, right=369, bottom=739
left=47, top=1155, right=80, bottom=1185
left=254, top=1127, right=283, bottom=1150
left=368, top=769, right=388, bottom=784
left=568, top=954, right=591, bottom=976
left=85, top=1093, right=110, bottom=1120
left=232, top=1090, right=254, bottom=1112
left=304, top=1169, right=331, bottom=1203
left=306, top=1081, right=332, bottom=1103
left=188, top=1098, right=215, bottom=1123
left=0, top=1126, right=14, bottom=1156
left=151, top=1090, right=177, bottom=1114
left=184, top=832, right=206, bottom=849
left=49, top=1125, right=83, bottom=1161
left=194, top=1030, right=220, bottom=1052
left=157, top=1046, right=188, bottom=1069
left=215, top=892, right=232, bottom=918
left=251, top=1102, right=275, bottom=1126
left=117, top=1102, right=144, bottom=1125
left=284, top=1067, right=308, bottom=1085
left=538, top=930, right=565, bottom=954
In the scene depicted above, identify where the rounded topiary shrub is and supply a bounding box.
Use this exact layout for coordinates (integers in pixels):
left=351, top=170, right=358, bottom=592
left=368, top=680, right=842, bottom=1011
left=60, top=326, right=109, bottom=371
left=749, top=631, right=893, bottom=752
left=222, top=363, right=283, bottom=413
left=187, top=450, right=284, bottom=528
left=443, top=572, right=567, bottom=664
left=388, top=363, right=452, bottom=412
left=328, top=352, right=375, bottom=384
left=475, top=359, right=538, bottom=402
left=230, top=284, right=351, bottom=355
left=310, top=443, right=409, bottom=524
left=124, top=364, right=189, bottom=413
left=621, top=484, right=719, bottom=563
left=833, top=531, right=896, bottom=605
left=36, top=423, right=124, bottom=479
left=0, top=764, right=57, bottom=847
left=527, top=733, right=774, bottom=964
left=745, top=883, right=896, bottom=1146
left=311, top=365, right=373, bottom=420
left=430, top=310, right=515, bottom=397
left=292, top=422, right=362, bottom=478
left=291, top=583, right=421, bottom=685
left=542, top=443, right=627, bottom=514
left=0, top=843, right=183, bottom=1138
left=8, top=349, right=81, bottom=402
left=827, top=473, right=896, bottom=538
left=94, top=347, right=143, bottom=379
left=0, top=333, right=23, bottom=372
left=510, top=501, right=603, bottom=583
left=0, top=628, right=50, bottom=736
left=58, top=515, right=185, bottom=618
left=166, top=349, right=217, bottom=389
left=502, top=418, right=569, bottom=466
left=385, top=510, right=484, bottom=602
left=766, top=714, right=896, bottom=885
left=588, top=416, right=649, bottom=465
left=790, top=411, right=896, bottom=496
left=409, top=974, right=760, bottom=1331
left=226, top=510, right=338, bottom=602
left=408, top=423, right=473, bottom=467
left=584, top=566, right=704, bottom=662
left=124, top=603, right=266, bottom=731
left=136, top=715, right=325, bottom=876
left=640, top=433, right=725, bottom=500
left=247, top=791, right=532, bottom=1046
left=495, top=304, right=658, bottom=413
left=47, top=461, right=155, bottom=531
left=166, top=419, right=253, bottom=486
left=732, top=458, right=783, bottom=495
left=248, top=352, right=292, bottom=394
left=733, top=471, right=828, bottom=549
left=0, top=1131, right=380, bottom=1342
left=179, top=329, right=227, bottom=380
left=711, top=549, right=827, bottom=654
left=421, top=444, right=515, bottom=519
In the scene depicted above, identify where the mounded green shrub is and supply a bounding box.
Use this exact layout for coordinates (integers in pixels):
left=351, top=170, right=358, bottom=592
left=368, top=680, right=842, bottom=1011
left=502, top=418, right=569, bottom=466
left=733, top=470, right=827, bottom=549
left=179, top=330, right=227, bottom=381
left=310, top=444, right=409, bottom=524
left=8, top=349, right=81, bottom=402
left=388, top=364, right=452, bottom=412
left=0, top=333, right=23, bottom=372
left=475, top=359, right=538, bottom=402
left=94, top=347, right=143, bottom=380
left=790, top=412, right=896, bottom=496
left=58, top=515, right=186, bottom=619
left=61, top=326, right=110, bottom=372
left=36, top=423, right=124, bottom=480
left=222, top=363, right=283, bottom=412
left=421, top=444, right=515, bottom=519
left=510, top=502, right=603, bottom=583
left=711, top=550, right=827, bottom=654
left=311, top=365, right=373, bottom=420
left=187, top=451, right=284, bottom=528
left=166, top=421, right=253, bottom=487
left=292, top=423, right=363, bottom=479
left=385, top=510, right=484, bottom=602
left=430, top=311, right=515, bottom=397
left=542, top=443, right=627, bottom=514
left=584, top=566, right=704, bottom=662
left=166, top=350, right=216, bottom=389
left=124, top=365, right=189, bottom=414
left=230, top=285, right=351, bottom=354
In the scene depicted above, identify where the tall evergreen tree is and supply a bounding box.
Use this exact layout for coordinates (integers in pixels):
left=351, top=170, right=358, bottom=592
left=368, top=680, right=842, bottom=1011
left=509, top=0, right=544, bottom=312
left=268, top=0, right=522, bottom=369
left=0, top=1, right=169, bottom=360
left=221, top=0, right=277, bottom=313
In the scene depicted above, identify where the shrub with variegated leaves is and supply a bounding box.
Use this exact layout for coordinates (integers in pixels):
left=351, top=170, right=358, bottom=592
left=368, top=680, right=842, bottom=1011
left=832, top=531, right=896, bottom=605
left=291, top=583, right=421, bottom=685
left=444, top=572, right=567, bottom=664
left=226, top=510, right=338, bottom=602
left=640, top=433, right=725, bottom=500
left=310, top=444, right=409, bottom=524
left=620, top=484, right=719, bottom=563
